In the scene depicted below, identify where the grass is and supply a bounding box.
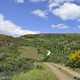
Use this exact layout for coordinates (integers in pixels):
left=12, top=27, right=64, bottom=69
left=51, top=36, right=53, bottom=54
left=18, top=46, right=38, bottom=60
left=11, top=63, right=58, bottom=80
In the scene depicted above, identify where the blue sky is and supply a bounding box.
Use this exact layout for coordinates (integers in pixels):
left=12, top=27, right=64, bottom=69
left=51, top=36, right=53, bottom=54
left=0, top=0, right=80, bottom=37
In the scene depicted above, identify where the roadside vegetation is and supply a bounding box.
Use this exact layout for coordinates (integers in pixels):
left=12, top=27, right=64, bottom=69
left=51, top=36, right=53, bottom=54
left=12, top=64, right=57, bottom=80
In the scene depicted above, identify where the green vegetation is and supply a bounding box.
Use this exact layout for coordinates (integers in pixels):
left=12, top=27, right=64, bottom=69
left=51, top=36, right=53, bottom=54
left=19, top=34, right=80, bottom=65
left=12, top=64, right=57, bottom=80
left=67, top=50, right=80, bottom=68
left=18, top=46, right=38, bottom=60
left=0, top=34, right=80, bottom=79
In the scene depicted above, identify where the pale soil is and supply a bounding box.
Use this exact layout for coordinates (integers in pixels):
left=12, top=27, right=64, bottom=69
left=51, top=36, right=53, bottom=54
left=44, top=63, right=80, bottom=80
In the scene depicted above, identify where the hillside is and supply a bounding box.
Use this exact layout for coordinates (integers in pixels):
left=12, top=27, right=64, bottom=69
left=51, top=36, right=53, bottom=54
left=0, top=34, right=80, bottom=63
left=0, top=34, right=80, bottom=80
left=0, top=33, right=80, bottom=63
left=18, top=34, right=80, bottom=63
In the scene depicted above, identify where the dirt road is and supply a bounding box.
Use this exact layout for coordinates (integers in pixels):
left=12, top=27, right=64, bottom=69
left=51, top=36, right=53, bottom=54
left=45, top=63, right=80, bottom=80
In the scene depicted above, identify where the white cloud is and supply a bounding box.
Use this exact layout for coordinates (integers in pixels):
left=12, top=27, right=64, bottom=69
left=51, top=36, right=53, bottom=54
left=15, top=0, right=25, bottom=3
left=49, top=3, right=59, bottom=10
left=29, top=0, right=77, bottom=21
left=52, top=3, right=80, bottom=20
left=49, top=0, right=74, bottom=4
left=48, top=0, right=74, bottom=10
left=32, top=9, right=48, bottom=18
left=51, top=24, right=69, bottom=29
left=30, top=0, right=74, bottom=3
left=30, top=0, right=46, bottom=2
left=0, top=14, right=39, bottom=37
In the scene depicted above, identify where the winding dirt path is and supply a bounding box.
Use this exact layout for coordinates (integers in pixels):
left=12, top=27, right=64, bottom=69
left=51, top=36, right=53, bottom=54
left=44, top=63, right=80, bottom=80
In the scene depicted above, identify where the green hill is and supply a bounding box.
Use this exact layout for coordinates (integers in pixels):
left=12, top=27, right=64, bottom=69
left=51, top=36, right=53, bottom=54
left=18, top=34, right=80, bottom=63
left=0, top=34, right=80, bottom=79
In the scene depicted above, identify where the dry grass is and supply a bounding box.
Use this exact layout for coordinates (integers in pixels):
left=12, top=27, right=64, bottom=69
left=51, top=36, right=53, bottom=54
left=18, top=46, right=38, bottom=60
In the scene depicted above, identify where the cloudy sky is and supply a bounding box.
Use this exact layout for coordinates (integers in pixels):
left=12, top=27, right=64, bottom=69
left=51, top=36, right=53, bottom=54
left=0, top=0, right=80, bottom=37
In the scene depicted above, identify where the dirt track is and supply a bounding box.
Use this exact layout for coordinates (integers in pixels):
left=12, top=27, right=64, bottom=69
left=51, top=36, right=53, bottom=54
left=45, top=63, right=80, bottom=80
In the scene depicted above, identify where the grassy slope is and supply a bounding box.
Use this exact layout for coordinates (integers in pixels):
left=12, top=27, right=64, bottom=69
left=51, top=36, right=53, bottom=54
left=0, top=34, right=80, bottom=79
left=19, top=34, right=80, bottom=63
left=0, top=34, right=80, bottom=64
left=12, top=64, right=58, bottom=80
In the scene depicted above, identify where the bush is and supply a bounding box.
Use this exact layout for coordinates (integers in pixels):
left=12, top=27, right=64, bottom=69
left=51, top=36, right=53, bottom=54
left=67, top=50, right=80, bottom=68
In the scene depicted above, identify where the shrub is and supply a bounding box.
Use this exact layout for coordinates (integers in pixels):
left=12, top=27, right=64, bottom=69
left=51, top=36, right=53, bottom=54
left=67, top=50, right=80, bottom=68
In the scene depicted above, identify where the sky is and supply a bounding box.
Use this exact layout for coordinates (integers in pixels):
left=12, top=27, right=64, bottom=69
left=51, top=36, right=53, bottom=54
left=0, top=0, right=80, bottom=37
